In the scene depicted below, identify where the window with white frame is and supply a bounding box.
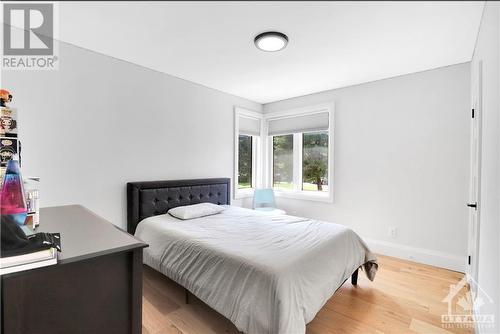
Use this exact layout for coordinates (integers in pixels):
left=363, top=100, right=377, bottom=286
left=234, top=104, right=333, bottom=201
left=266, top=105, right=333, bottom=201
left=234, top=107, right=262, bottom=197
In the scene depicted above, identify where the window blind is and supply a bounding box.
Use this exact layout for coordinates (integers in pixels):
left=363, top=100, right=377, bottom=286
left=239, top=116, right=261, bottom=136
left=267, top=111, right=329, bottom=136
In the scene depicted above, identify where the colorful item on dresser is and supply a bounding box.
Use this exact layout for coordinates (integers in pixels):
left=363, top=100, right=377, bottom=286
left=0, top=156, right=27, bottom=226
left=0, top=137, right=18, bottom=167
left=0, top=89, right=18, bottom=180
left=0, top=89, right=12, bottom=107
left=0, top=106, right=18, bottom=137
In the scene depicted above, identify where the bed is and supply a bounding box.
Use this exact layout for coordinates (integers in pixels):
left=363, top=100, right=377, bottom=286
left=127, top=178, right=377, bottom=334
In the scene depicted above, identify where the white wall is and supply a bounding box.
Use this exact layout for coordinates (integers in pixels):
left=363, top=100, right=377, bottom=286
left=470, top=2, right=500, bottom=333
left=2, top=32, right=474, bottom=275
left=263, top=64, right=471, bottom=271
left=2, top=41, right=261, bottom=230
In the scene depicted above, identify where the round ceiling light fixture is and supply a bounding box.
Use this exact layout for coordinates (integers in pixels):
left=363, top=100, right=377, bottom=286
left=254, top=31, right=288, bottom=52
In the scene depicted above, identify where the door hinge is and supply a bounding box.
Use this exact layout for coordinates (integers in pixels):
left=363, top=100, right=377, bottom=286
left=468, top=255, right=471, bottom=265
left=472, top=109, right=475, bottom=118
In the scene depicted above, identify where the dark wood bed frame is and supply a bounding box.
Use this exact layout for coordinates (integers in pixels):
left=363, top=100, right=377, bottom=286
left=127, top=178, right=358, bottom=304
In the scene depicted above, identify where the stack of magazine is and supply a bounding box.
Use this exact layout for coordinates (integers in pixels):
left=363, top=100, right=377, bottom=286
left=0, top=232, right=60, bottom=275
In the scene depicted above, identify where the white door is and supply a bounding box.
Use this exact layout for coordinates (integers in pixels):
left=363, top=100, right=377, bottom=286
left=467, top=61, right=482, bottom=294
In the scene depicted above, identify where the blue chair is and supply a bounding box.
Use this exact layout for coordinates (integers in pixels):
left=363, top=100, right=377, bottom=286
left=253, top=188, right=286, bottom=215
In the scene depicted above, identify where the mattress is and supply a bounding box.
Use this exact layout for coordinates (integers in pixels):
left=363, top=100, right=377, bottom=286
left=135, top=205, right=377, bottom=334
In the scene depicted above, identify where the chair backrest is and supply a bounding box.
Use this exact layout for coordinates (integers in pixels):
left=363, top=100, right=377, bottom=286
left=253, top=188, right=276, bottom=209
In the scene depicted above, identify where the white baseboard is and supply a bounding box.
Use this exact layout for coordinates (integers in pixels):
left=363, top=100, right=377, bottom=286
left=363, top=238, right=465, bottom=273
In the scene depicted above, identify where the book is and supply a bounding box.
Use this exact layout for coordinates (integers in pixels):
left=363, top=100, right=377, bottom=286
left=0, top=229, right=60, bottom=275
left=0, top=247, right=56, bottom=269
left=0, top=251, right=57, bottom=275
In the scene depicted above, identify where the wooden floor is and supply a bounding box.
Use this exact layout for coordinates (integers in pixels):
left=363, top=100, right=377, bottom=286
left=142, top=255, right=473, bottom=334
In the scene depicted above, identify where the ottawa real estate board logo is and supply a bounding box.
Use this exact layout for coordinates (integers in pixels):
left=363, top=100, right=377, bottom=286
left=2, top=2, right=59, bottom=70
left=441, top=276, right=495, bottom=330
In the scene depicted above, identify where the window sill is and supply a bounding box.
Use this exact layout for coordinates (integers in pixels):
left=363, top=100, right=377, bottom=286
left=234, top=188, right=254, bottom=200
left=274, top=190, right=333, bottom=203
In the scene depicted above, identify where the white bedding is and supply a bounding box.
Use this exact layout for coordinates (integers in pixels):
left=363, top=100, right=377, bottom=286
left=135, top=205, right=377, bottom=334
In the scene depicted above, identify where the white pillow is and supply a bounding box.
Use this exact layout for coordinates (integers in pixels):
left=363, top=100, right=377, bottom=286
left=168, top=203, right=225, bottom=220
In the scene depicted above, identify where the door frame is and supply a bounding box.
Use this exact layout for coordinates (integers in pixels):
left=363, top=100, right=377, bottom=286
left=467, top=60, right=482, bottom=290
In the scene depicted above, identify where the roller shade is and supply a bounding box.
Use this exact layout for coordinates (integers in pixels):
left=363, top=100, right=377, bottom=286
left=267, top=112, right=329, bottom=136
left=239, top=116, right=261, bottom=136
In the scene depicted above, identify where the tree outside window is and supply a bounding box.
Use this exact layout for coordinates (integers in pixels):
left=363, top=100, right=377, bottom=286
left=302, top=131, right=328, bottom=191
left=238, top=135, right=252, bottom=189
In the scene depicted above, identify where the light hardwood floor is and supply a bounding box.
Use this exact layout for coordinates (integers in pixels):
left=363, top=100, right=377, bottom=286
left=142, top=255, right=473, bottom=334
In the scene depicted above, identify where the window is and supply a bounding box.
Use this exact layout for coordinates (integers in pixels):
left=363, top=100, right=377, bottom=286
left=272, top=134, right=293, bottom=190
left=234, top=103, right=333, bottom=201
left=238, top=135, right=252, bottom=189
left=302, top=131, right=328, bottom=192
left=234, top=107, right=262, bottom=198
left=267, top=105, right=333, bottom=202
left=271, top=132, right=329, bottom=193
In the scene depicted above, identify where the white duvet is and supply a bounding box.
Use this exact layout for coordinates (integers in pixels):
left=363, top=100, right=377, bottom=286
left=135, top=205, right=377, bottom=334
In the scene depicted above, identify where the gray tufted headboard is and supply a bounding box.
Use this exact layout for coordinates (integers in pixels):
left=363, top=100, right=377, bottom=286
left=126, top=178, right=231, bottom=234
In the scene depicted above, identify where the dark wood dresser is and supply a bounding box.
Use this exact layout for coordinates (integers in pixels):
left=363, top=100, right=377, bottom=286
left=1, top=205, right=148, bottom=334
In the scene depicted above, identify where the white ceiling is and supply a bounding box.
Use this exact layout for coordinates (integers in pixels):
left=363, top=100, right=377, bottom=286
left=59, top=1, right=484, bottom=104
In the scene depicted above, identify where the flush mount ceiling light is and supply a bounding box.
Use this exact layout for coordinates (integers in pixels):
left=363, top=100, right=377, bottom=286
left=254, top=31, right=288, bottom=52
